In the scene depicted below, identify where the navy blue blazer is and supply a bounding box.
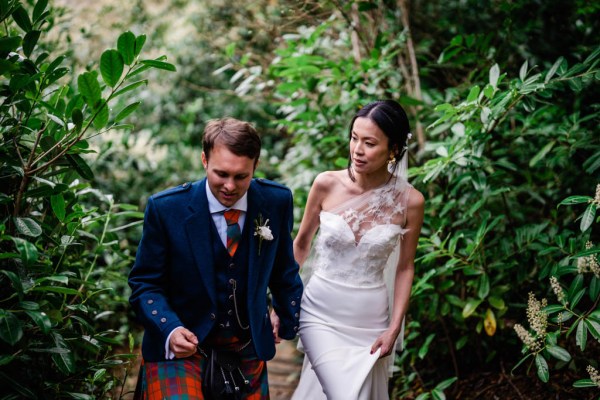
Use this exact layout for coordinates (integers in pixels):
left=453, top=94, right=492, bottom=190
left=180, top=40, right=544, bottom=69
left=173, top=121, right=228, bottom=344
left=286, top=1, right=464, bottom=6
left=128, top=178, right=303, bottom=362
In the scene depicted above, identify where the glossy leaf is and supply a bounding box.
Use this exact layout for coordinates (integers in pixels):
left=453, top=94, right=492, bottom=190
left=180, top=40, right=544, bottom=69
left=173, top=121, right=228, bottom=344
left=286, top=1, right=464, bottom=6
left=535, top=354, right=549, bottom=382
left=100, top=49, right=124, bottom=87
left=115, top=101, right=140, bottom=122
left=580, top=203, right=596, bottom=232
left=14, top=217, right=42, bottom=237
left=12, top=5, right=32, bottom=32
left=65, top=154, right=94, bottom=181
left=51, top=332, right=75, bottom=374
left=117, top=31, right=136, bottom=65
left=576, top=319, right=587, bottom=351
left=77, top=71, right=101, bottom=107
left=11, top=237, right=38, bottom=266
left=92, top=99, right=109, bottom=130
left=24, top=310, right=52, bottom=334
left=462, top=299, right=482, bottom=319
left=50, top=194, right=66, bottom=221
left=0, top=36, right=21, bottom=53
left=483, top=308, right=496, bottom=336
left=0, top=309, right=23, bottom=346
left=22, top=30, right=40, bottom=58
left=134, top=34, right=146, bottom=56
left=140, top=59, right=177, bottom=71
left=32, top=0, right=48, bottom=22
left=546, top=344, right=571, bottom=362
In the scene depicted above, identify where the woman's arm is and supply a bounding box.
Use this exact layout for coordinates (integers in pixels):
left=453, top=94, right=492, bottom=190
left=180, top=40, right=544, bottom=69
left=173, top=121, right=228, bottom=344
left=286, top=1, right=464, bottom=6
left=372, top=187, right=425, bottom=357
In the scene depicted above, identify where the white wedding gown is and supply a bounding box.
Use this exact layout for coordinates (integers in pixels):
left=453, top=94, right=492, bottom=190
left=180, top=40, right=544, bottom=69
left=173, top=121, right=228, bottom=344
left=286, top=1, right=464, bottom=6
left=292, top=177, right=411, bottom=400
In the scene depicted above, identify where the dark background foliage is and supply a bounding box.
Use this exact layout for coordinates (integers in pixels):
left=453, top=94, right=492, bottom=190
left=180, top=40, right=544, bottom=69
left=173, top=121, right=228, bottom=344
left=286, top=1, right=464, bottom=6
left=1, top=0, right=599, bottom=398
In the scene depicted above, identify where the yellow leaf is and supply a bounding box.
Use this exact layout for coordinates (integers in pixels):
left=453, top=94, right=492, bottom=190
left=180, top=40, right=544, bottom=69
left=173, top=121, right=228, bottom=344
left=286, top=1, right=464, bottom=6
left=484, top=308, right=497, bottom=336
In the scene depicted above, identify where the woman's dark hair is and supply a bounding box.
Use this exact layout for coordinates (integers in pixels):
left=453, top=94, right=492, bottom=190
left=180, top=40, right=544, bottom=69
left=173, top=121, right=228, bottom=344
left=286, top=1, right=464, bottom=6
left=202, top=117, right=262, bottom=167
left=347, top=100, right=411, bottom=181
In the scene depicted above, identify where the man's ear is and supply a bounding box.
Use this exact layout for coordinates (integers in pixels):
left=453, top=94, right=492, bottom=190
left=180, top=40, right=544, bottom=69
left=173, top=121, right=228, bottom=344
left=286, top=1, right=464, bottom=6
left=201, top=151, right=208, bottom=169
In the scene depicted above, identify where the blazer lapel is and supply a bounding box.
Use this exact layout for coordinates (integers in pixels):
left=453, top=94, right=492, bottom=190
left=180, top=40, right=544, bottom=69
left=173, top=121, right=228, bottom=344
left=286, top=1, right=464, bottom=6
left=246, top=180, right=268, bottom=291
left=184, top=179, right=217, bottom=306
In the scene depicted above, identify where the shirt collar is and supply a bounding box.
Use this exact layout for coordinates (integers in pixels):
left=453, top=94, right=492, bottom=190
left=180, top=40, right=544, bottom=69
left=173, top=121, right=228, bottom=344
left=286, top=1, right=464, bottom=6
left=205, top=180, right=248, bottom=214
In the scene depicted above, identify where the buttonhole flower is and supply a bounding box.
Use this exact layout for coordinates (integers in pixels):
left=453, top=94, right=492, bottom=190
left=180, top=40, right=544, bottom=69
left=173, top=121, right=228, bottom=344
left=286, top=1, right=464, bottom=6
left=254, top=213, right=273, bottom=255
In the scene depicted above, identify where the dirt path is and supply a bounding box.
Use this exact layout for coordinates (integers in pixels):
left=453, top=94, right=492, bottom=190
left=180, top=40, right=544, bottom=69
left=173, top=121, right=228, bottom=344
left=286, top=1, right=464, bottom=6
left=267, top=339, right=303, bottom=400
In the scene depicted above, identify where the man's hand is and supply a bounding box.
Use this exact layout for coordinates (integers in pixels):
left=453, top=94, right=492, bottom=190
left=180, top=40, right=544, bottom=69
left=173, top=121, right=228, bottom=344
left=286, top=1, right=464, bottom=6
left=169, top=327, right=198, bottom=358
left=270, top=309, right=281, bottom=344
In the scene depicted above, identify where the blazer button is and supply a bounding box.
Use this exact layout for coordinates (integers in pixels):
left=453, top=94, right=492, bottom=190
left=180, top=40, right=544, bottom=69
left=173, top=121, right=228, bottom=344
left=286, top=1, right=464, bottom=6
left=291, top=301, right=296, bottom=306
left=229, top=294, right=234, bottom=300
left=147, top=299, right=154, bottom=304
left=295, top=313, right=299, bottom=318
left=229, top=262, right=235, bottom=269
left=210, top=313, right=216, bottom=320
left=294, top=326, right=299, bottom=332
left=160, top=317, right=167, bottom=323
left=151, top=310, right=158, bottom=315
left=227, top=310, right=233, bottom=316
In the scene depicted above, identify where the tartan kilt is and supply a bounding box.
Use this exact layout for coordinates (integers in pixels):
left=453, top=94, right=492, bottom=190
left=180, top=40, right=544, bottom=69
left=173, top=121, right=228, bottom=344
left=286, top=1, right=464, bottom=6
left=134, top=334, right=269, bottom=400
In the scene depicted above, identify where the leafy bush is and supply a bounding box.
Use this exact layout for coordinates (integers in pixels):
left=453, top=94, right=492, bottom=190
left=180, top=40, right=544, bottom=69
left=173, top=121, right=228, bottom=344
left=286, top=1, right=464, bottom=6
left=0, top=0, right=174, bottom=397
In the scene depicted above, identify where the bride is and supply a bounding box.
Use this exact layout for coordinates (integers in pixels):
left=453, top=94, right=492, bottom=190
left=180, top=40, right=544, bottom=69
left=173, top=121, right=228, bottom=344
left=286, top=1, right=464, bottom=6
left=287, top=100, right=424, bottom=399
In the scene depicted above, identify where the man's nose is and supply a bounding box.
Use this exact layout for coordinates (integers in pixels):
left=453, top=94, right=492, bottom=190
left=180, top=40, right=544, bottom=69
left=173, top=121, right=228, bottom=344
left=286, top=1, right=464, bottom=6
left=223, top=178, right=235, bottom=191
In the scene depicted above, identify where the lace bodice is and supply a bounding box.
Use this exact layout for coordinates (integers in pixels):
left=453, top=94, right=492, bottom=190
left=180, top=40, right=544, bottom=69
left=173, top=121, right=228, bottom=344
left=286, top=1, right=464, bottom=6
left=310, top=180, right=410, bottom=286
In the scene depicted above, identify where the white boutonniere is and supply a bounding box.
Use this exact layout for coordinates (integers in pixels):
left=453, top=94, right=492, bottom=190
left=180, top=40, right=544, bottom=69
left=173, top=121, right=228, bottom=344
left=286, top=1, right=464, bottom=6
left=254, top=213, right=273, bottom=255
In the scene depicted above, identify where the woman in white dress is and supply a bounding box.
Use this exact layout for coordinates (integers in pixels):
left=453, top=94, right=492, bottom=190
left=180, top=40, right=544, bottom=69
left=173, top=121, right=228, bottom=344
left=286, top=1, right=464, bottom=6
left=288, top=100, right=425, bottom=400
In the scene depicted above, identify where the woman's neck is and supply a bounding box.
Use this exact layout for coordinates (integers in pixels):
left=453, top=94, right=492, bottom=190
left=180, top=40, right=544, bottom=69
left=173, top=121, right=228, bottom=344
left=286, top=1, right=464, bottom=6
left=351, top=167, right=391, bottom=193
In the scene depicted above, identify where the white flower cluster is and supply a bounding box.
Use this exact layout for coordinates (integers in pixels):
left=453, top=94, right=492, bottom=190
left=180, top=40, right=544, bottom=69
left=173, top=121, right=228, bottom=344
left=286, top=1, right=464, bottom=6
left=549, top=276, right=567, bottom=304
left=577, top=241, right=600, bottom=278
left=594, top=183, right=600, bottom=206
left=514, top=292, right=548, bottom=352
left=587, top=365, right=600, bottom=388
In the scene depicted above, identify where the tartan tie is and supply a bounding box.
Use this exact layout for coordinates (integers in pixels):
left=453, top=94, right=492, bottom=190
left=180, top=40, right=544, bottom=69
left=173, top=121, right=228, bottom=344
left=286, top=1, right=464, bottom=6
left=224, top=209, right=241, bottom=257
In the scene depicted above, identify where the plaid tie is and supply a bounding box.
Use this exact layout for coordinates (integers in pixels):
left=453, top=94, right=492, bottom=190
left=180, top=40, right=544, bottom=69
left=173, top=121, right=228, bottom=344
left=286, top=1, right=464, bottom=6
left=223, top=209, right=241, bottom=257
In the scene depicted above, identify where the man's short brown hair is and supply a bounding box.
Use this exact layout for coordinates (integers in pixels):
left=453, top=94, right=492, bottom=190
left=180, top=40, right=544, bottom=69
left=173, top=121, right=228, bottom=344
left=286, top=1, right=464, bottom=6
left=202, top=118, right=261, bottom=165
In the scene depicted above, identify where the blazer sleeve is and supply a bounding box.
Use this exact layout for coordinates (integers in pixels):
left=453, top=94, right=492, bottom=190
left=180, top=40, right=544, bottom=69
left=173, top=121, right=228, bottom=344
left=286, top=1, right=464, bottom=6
left=268, top=191, right=303, bottom=340
left=128, top=196, right=184, bottom=344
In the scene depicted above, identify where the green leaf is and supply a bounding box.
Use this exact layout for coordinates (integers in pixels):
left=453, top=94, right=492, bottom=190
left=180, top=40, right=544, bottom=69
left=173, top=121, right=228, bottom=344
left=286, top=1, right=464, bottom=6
left=51, top=332, right=75, bottom=374
left=477, top=274, right=490, bottom=299
left=0, top=309, right=23, bottom=345
left=100, top=49, right=124, bottom=87
left=545, top=56, right=564, bottom=83
left=32, top=286, right=80, bottom=295
left=462, top=299, right=482, bottom=319
left=466, top=85, right=480, bottom=103
left=12, top=5, right=32, bottom=32
left=22, top=30, right=40, bottom=58
left=50, top=194, right=65, bottom=221
left=489, top=63, right=500, bottom=88
left=66, top=154, right=94, bottom=181
left=488, top=296, right=505, bottom=310
left=535, top=354, right=549, bottom=382
left=545, top=344, right=571, bottom=362
left=112, top=79, right=147, bottom=98
left=580, top=203, right=596, bottom=232
left=134, top=34, right=146, bottom=57
left=140, top=59, right=177, bottom=71
left=12, top=237, right=38, bottom=266
left=92, top=99, right=109, bottom=130
left=519, top=60, right=528, bottom=81
left=529, top=140, right=555, bottom=167
left=576, top=319, right=587, bottom=351
left=0, top=36, right=21, bottom=52
left=14, top=217, right=42, bottom=237
left=435, top=377, right=458, bottom=391
left=117, top=31, right=136, bottom=65
left=77, top=71, right=101, bottom=107
left=1, top=270, right=23, bottom=300
left=584, top=319, right=600, bottom=340
left=558, top=196, right=592, bottom=206
left=115, top=101, right=141, bottom=122
left=72, top=107, right=83, bottom=129
left=33, top=0, right=48, bottom=22
left=24, top=310, right=52, bottom=334
left=418, top=333, right=435, bottom=359
left=431, top=389, right=445, bottom=400
left=573, top=379, right=598, bottom=388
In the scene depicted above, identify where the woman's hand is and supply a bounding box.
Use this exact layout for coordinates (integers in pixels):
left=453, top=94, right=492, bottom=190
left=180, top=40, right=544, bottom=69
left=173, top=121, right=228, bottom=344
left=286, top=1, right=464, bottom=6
left=270, top=309, right=282, bottom=344
left=370, top=328, right=399, bottom=358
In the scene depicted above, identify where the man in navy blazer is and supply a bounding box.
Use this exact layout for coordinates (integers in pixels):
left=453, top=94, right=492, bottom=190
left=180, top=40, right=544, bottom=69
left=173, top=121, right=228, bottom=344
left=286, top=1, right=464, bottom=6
left=129, top=118, right=303, bottom=398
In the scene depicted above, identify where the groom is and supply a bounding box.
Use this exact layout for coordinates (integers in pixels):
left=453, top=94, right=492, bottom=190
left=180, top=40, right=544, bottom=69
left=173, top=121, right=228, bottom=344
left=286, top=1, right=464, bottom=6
left=128, top=117, right=303, bottom=398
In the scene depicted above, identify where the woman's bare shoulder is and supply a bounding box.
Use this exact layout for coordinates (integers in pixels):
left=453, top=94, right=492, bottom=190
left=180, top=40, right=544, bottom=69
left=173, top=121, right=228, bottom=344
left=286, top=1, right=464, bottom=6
left=312, top=170, right=346, bottom=191
left=407, top=186, right=425, bottom=210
